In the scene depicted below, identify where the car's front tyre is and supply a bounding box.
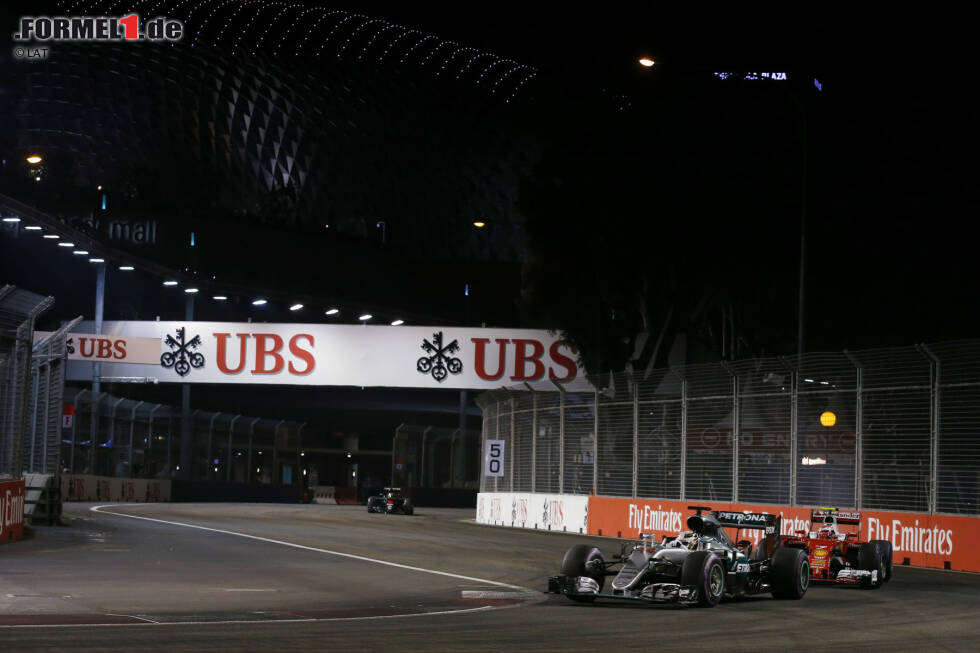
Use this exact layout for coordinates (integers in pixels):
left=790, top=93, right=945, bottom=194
left=858, top=542, right=884, bottom=588
left=770, top=547, right=810, bottom=599
left=680, top=551, right=725, bottom=607
left=559, top=544, right=605, bottom=603
left=870, top=539, right=893, bottom=582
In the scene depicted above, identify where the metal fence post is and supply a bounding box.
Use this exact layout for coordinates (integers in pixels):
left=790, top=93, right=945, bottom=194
left=108, top=396, right=125, bottom=475
left=844, top=351, right=863, bottom=509
left=147, top=403, right=162, bottom=476
left=552, top=380, right=566, bottom=495
left=528, top=384, right=537, bottom=493
left=509, top=397, right=516, bottom=492
left=29, top=363, right=40, bottom=472
left=632, top=380, right=639, bottom=499
left=721, top=362, right=739, bottom=502
left=70, top=389, right=87, bottom=473
left=295, top=421, right=306, bottom=487
left=679, top=374, right=687, bottom=501
left=918, top=344, right=940, bottom=514
left=494, top=402, right=501, bottom=493
left=227, top=414, right=241, bottom=482
left=789, top=367, right=799, bottom=506
left=393, top=424, right=403, bottom=487
left=128, top=401, right=143, bottom=478
left=593, top=386, right=599, bottom=496
left=249, top=417, right=261, bottom=484
left=207, top=412, right=220, bottom=479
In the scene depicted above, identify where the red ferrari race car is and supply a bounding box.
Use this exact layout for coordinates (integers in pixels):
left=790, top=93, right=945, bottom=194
left=782, top=508, right=892, bottom=588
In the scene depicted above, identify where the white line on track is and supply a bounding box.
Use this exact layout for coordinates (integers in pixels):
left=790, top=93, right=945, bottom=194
left=89, top=504, right=530, bottom=591
left=0, top=605, right=498, bottom=629
left=1, top=506, right=538, bottom=630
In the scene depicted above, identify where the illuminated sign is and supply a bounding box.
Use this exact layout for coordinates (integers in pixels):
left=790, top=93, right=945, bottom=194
left=62, top=321, right=586, bottom=390
left=714, top=72, right=788, bottom=81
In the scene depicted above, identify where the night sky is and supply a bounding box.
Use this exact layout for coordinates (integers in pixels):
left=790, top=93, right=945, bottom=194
left=4, top=5, right=977, bottom=351
left=378, top=9, right=980, bottom=350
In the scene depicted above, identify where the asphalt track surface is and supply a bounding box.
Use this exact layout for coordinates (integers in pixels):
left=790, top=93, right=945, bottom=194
left=2, top=503, right=979, bottom=651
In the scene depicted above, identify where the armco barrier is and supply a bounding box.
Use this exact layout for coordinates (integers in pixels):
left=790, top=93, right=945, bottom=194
left=476, top=492, right=980, bottom=573
left=1, top=478, right=26, bottom=542
left=476, top=492, right=589, bottom=533
left=62, top=474, right=171, bottom=503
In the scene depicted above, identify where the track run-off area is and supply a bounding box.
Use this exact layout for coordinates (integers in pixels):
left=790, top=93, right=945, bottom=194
left=2, top=503, right=979, bottom=651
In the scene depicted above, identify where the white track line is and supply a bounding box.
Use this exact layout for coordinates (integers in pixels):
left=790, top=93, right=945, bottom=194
left=89, top=505, right=531, bottom=591
left=1, top=505, right=537, bottom=630
left=0, top=605, right=497, bottom=629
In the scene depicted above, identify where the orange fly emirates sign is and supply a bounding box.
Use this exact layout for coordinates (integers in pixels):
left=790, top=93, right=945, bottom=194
left=0, top=479, right=26, bottom=543
left=587, top=496, right=980, bottom=573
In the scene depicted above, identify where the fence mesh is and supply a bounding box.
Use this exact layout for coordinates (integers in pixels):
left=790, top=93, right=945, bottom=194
left=478, top=340, right=980, bottom=516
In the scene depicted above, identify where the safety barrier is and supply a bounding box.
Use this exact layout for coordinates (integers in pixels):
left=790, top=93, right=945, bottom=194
left=24, top=472, right=60, bottom=525
left=311, top=486, right=359, bottom=505
left=0, top=478, right=25, bottom=542
left=61, top=474, right=171, bottom=503
left=476, top=492, right=980, bottom=573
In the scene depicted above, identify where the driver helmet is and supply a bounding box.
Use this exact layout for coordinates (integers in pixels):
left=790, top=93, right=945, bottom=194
left=675, top=530, right=697, bottom=549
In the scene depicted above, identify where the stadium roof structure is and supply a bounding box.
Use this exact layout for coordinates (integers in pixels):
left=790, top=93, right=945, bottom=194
left=3, top=1, right=542, bottom=265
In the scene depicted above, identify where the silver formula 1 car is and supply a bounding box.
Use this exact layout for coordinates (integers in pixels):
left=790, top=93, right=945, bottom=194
left=548, top=506, right=810, bottom=607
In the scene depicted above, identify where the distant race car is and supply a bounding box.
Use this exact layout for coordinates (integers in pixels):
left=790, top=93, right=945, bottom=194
left=547, top=506, right=810, bottom=607
left=366, top=487, right=414, bottom=515
left=781, top=507, right=891, bottom=588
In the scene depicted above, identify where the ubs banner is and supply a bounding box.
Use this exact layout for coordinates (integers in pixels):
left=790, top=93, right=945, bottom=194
left=0, top=479, right=26, bottom=543
left=62, top=321, right=583, bottom=390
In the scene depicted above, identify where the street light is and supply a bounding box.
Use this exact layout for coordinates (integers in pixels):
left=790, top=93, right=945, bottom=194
left=26, top=154, right=42, bottom=164
left=638, top=57, right=656, bottom=68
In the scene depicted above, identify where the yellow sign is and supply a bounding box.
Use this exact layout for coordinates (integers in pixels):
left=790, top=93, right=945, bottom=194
left=820, top=411, right=837, bottom=427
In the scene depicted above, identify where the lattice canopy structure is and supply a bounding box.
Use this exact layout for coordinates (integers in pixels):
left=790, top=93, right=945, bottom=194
left=3, top=2, right=541, bottom=261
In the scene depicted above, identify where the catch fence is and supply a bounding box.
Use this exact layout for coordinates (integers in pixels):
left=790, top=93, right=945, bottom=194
left=477, top=341, right=980, bottom=516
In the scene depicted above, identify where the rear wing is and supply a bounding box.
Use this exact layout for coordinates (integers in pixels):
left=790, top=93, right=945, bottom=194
left=811, top=507, right=861, bottom=525
left=712, top=510, right=780, bottom=534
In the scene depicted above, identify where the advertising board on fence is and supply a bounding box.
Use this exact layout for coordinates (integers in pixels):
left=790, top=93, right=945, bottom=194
left=587, top=496, right=980, bottom=573
left=475, top=492, right=980, bottom=573
left=61, top=474, right=171, bottom=503
left=476, top=492, right=589, bottom=533
left=0, top=479, right=26, bottom=543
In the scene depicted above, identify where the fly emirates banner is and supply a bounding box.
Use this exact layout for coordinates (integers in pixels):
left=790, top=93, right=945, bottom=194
left=63, top=321, right=584, bottom=390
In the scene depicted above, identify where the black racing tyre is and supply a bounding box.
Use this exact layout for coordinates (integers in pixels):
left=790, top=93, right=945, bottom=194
left=680, top=551, right=725, bottom=607
left=871, top=540, right=893, bottom=582
left=858, top=542, right=884, bottom=588
left=402, top=499, right=414, bottom=515
left=559, top=544, right=605, bottom=603
left=770, top=547, right=810, bottom=599
left=366, top=497, right=379, bottom=513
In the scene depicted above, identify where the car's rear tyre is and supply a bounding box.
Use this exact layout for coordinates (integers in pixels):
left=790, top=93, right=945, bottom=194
left=870, top=539, right=892, bottom=582
left=366, top=497, right=378, bottom=513
left=680, top=551, right=725, bottom=607
left=560, top=544, right=605, bottom=603
left=402, top=499, right=414, bottom=515
left=858, top=542, right=884, bottom=588
left=770, top=547, right=810, bottom=599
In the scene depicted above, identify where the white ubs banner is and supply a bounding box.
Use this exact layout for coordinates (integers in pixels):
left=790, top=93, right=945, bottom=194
left=62, top=321, right=587, bottom=390
left=34, top=331, right=162, bottom=365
